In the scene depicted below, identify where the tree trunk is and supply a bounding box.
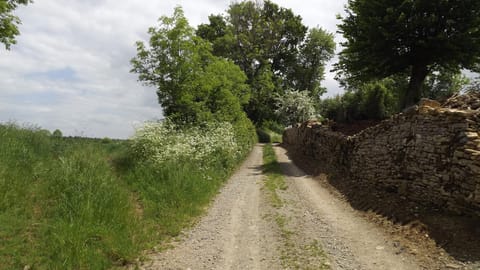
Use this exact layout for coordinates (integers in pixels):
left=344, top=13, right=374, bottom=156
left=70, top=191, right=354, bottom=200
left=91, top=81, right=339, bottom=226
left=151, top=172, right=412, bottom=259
left=403, top=64, right=429, bottom=109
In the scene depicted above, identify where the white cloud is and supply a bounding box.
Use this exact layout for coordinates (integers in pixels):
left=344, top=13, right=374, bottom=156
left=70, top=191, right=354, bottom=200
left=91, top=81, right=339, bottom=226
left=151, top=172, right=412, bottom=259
left=0, top=0, right=347, bottom=138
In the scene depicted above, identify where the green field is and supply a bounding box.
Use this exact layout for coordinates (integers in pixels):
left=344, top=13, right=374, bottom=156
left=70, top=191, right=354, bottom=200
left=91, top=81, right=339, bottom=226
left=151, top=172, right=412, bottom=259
left=0, top=123, right=254, bottom=269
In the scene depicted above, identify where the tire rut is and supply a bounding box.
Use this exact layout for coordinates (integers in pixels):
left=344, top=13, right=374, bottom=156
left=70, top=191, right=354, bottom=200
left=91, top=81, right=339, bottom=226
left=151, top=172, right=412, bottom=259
left=274, top=144, right=423, bottom=270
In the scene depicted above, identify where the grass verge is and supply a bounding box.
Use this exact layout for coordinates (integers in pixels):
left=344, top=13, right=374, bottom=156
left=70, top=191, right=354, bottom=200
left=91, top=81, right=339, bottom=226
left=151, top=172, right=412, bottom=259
left=0, top=123, right=255, bottom=269
left=262, top=143, right=287, bottom=207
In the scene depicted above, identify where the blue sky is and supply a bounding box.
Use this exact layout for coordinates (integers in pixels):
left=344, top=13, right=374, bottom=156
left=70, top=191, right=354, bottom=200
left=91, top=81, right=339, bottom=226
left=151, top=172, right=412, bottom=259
left=0, top=0, right=348, bottom=138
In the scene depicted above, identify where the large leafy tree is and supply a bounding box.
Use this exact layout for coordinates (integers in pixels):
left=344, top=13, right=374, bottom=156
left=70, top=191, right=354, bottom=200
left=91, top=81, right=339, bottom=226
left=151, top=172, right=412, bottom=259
left=336, top=0, right=480, bottom=108
left=197, top=0, right=335, bottom=123
left=0, top=0, right=31, bottom=49
left=131, top=7, right=250, bottom=124
left=292, top=28, right=336, bottom=98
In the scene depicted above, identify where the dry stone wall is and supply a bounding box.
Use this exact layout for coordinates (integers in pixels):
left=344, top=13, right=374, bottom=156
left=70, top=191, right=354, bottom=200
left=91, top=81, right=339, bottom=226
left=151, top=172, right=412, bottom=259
left=283, top=99, right=480, bottom=217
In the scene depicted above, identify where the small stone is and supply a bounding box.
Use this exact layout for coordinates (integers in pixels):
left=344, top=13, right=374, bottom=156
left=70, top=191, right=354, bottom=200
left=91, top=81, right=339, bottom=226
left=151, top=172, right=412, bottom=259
left=465, top=132, right=479, bottom=139
left=445, top=263, right=462, bottom=269
left=375, top=246, right=385, bottom=250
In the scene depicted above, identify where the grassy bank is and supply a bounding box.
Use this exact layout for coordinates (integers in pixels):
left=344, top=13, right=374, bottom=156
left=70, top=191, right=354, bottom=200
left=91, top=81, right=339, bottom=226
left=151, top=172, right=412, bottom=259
left=0, top=122, right=255, bottom=269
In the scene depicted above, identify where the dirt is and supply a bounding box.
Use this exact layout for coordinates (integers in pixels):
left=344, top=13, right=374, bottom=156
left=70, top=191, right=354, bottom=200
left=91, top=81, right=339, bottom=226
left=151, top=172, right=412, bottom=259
left=131, top=144, right=480, bottom=270
left=283, top=144, right=480, bottom=270
left=133, top=145, right=283, bottom=269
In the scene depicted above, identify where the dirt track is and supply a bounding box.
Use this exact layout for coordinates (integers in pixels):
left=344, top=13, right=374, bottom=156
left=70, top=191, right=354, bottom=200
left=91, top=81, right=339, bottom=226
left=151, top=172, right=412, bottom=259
left=133, top=144, right=470, bottom=270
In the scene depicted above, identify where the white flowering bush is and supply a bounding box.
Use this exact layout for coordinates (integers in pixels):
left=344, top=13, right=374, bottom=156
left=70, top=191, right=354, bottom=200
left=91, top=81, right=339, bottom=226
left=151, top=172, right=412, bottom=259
left=274, top=89, right=318, bottom=125
left=131, top=120, right=239, bottom=165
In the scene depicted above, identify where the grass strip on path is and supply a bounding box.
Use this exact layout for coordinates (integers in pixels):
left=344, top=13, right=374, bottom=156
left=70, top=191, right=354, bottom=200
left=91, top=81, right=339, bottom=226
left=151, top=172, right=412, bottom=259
left=262, top=143, right=330, bottom=270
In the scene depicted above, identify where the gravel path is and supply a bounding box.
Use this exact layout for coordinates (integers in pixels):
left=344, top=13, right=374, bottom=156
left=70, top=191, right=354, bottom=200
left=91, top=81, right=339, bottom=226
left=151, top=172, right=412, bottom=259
left=137, top=145, right=283, bottom=269
left=273, top=145, right=422, bottom=270
left=136, top=144, right=425, bottom=270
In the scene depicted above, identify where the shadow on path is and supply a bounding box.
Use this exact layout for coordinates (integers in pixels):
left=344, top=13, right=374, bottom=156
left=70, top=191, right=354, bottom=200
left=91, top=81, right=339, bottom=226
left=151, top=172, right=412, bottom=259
left=280, top=144, right=480, bottom=265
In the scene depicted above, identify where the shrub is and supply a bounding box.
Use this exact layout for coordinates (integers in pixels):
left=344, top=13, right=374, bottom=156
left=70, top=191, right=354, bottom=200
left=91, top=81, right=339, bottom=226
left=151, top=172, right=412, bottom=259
left=131, top=119, right=255, bottom=167
left=320, top=81, right=398, bottom=123
left=274, top=89, right=318, bottom=126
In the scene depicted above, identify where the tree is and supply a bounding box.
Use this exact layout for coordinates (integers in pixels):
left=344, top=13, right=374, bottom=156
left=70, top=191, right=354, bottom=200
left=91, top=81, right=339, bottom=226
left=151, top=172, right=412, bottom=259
left=292, top=27, right=336, bottom=98
left=320, top=80, right=398, bottom=123
left=336, top=0, right=480, bottom=108
left=197, top=0, right=335, bottom=123
left=52, top=129, right=62, bottom=138
left=0, top=0, right=31, bottom=49
left=422, top=68, right=469, bottom=101
left=131, top=7, right=250, bottom=124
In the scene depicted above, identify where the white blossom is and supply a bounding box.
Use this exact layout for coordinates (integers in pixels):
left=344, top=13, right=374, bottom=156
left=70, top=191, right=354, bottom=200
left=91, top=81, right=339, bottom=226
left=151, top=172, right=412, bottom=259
left=131, top=120, right=239, bottom=165
left=274, top=89, right=318, bottom=125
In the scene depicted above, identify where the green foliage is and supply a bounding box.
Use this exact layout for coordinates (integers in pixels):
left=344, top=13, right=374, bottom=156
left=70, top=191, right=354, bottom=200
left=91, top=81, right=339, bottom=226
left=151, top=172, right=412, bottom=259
left=0, top=0, right=31, bottom=49
left=0, top=122, right=255, bottom=269
left=261, top=120, right=284, bottom=134
left=244, top=65, right=276, bottom=124
left=131, top=7, right=249, bottom=124
left=256, top=128, right=282, bottom=144
left=101, top=137, right=112, bottom=144
left=422, top=69, right=469, bottom=101
left=131, top=121, right=241, bottom=165
left=342, top=69, right=469, bottom=105
left=274, top=89, right=317, bottom=126
left=52, top=129, right=62, bottom=138
left=336, top=0, right=480, bottom=107
left=256, top=120, right=284, bottom=143
left=320, top=81, right=398, bottom=122
left=0, top=123, right=139, bottom=269
left=197, top=1, right=335, bottom=123
left=126, top=117, right=256, bottom=237
left=262, top=143, right=286, bottom=208
left=256, top=128, right=271, bottom=143
left=293, top=27, right=336, bottom=97
left=360, top=83, right=395, bottom=120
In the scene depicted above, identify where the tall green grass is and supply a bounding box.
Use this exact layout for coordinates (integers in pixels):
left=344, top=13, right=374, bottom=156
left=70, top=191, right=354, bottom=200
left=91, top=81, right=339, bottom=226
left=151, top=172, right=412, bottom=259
left=0, top=124, right=141, bottom=269
left=0, top=122, right=255, bottom=269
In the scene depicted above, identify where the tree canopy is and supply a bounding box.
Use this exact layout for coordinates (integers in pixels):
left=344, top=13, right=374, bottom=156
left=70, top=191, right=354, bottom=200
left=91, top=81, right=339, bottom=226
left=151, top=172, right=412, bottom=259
left=336, top=0, right=480, bottom=108
left=131, top=7, right=250, bottom=124
left=0, top=0, right=31, bottom=50
left=197, top=0, right=335, bottom=123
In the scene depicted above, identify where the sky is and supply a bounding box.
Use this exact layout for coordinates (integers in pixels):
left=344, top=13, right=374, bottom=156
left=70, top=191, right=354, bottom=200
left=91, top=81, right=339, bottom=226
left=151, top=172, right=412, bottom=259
left=0, top=0, right=348, bottom=138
